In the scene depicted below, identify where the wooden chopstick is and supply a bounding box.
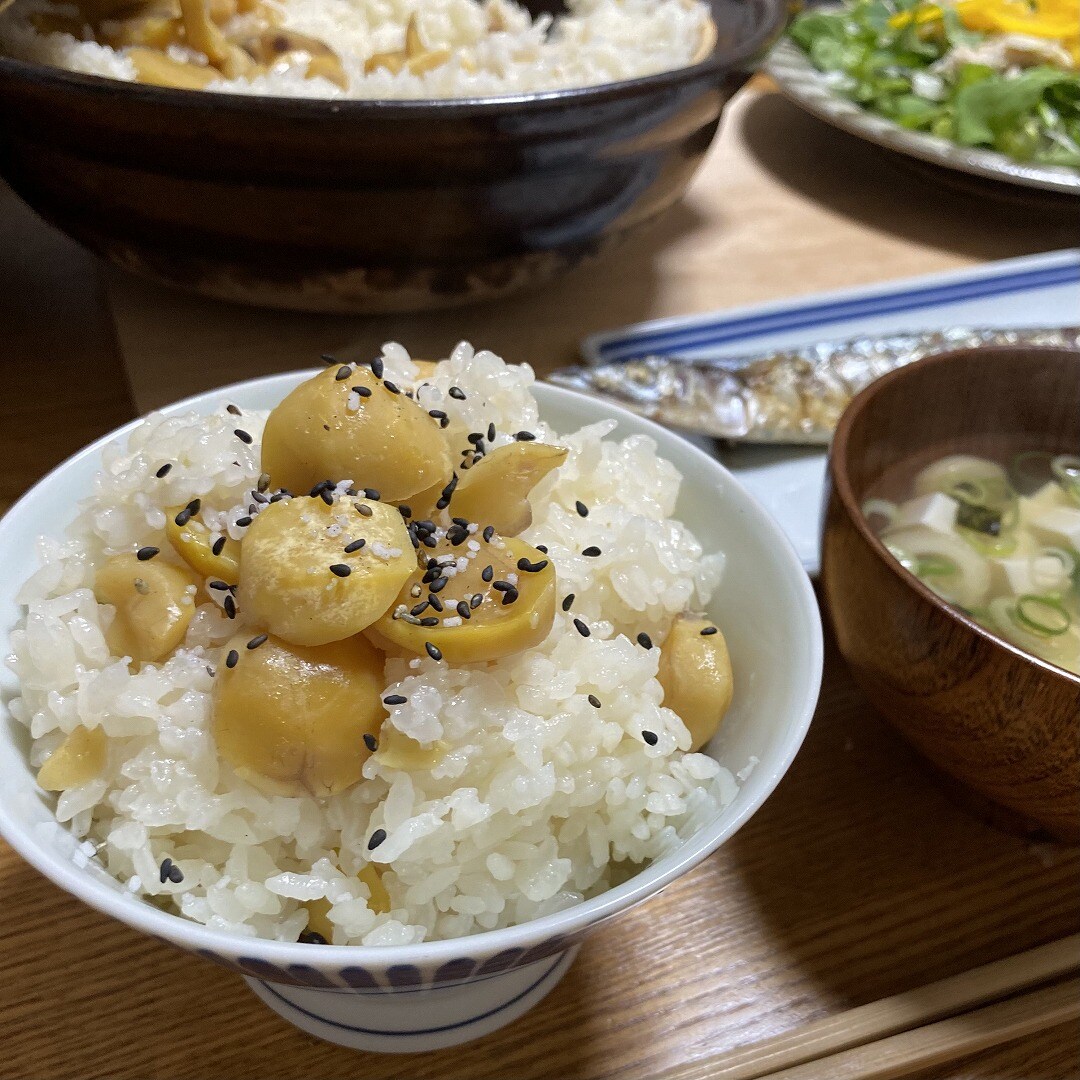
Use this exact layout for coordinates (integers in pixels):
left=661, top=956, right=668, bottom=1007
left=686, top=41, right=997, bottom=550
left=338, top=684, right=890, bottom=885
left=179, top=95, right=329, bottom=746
left=656, top=933, right=1080, bottom=1080
left=764, top=976, right=1080, bottom=1080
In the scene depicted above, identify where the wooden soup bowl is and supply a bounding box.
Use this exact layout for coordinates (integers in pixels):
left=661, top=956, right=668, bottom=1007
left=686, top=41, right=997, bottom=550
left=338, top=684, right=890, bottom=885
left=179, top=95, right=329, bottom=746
left=822, top=346, right=1080, bottom=842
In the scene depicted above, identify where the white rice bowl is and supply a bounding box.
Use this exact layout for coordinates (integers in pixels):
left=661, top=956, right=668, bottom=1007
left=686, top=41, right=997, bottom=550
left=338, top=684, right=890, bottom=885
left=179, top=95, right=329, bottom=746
left=8, top=342, right=737, bottom=946
left=0, top=0, right=713, bottom=99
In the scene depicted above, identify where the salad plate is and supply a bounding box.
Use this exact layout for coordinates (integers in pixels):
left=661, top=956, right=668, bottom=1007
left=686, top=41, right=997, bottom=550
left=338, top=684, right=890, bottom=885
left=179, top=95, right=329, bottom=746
left=766, top=5, right=1080, bottom=196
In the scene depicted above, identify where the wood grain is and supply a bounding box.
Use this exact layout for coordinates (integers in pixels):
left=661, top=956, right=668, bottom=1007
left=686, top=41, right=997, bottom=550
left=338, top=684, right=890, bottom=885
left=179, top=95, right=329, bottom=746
left=107, top=83, right=1080, bottom=410
left=659, top=934, right=1080, bottom=1079
left=0, top=184, right=134, bottom=512
left=823, top=347, right=1080, bottom=841
left=3, top=81, right=1080, bottom=1079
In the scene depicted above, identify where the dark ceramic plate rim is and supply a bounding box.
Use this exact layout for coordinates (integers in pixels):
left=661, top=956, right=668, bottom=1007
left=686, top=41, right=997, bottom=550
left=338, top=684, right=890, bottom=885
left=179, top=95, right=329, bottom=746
left=830, top=344, right=1080, bottom=690
left=0, top=0, right=785, bottom=115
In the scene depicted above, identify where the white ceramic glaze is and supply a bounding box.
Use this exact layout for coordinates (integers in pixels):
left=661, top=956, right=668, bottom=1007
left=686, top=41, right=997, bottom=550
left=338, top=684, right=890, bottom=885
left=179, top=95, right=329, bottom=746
left=0, top=373, right=823, bottom=1052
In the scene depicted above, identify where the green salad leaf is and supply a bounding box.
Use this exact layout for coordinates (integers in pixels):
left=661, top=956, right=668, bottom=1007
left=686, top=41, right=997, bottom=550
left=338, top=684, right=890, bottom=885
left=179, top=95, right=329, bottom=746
left=787, top=0, right=1080, bottom=169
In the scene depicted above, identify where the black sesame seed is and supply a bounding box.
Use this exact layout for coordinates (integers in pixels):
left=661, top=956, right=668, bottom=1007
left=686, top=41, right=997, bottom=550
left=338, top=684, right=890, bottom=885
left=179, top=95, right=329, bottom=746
left=642, top=730, right=659, bottom=746
left=536, top=545, right=548, bottom=554
left=383, top=694, right=407, bottom=706
left=456, top=601, right=472, bottom=620
left=329, top=563, right=352, bottom=578
left=227, top=403, right=242, bottom=416
left=364, top=488, right=381, bottom=501
left=516, top=431, right=538, bottom=442
left=452, top=517, right=470, bottom=528
left=428, top=594, right=444, bottom=613
left=310, top=480, right=334, bottom=496
left=159, top=857, right=173, bottom=884
left=367, top=828, right=387, bottom=850
left=588, top=694, right=601, bottom=709
left=582, top=546, right=602, bottom=558
left=420, top=616, right=439, bottom=627
left=299, top=930, right=329, bottom=945
left=247, top=634, right=268, bottom=650
left=467, top=432, right=483, bottom=445
left=136, top=546, right=159, bottom=562
left=185, top=498, right=199, bottom=513
left=173, top=508, right=192, bottom=527
left=421, top=567, right=439, bottom=585
left=487, top=422, right=496, bottom=442
left=352, top=385, right=372, bottom=397
left=344, top=539, right=366, bottom=553
left=483, top=526, right=495, bottom=543
left=700, top=626, right=719, bottom=636
left=501, top=588, right=519, bottom=606
left=320, top=353, right=337, bottom=365
left=439, top=417, right=450, bottom=429
left=425, top=641, right=443, bottom=662
left=167, top=864, right=184, bottom=884
left=320, top=489, right=335, bottom=506
left=211, top=536, right=227, bottom=556
left=410, top=601, right=430, bottom=617
left=448, top=386, right=466, bottom=400
left=335, top=365, right=352, bottom=381
left=430, top=576, right=447, bottom=593
left=383, top=380, right=401, bottom=395
left=481, top=565, right=494, bottom=583
left=516, top=557, right=549, bottom=573
left=252, top=491, right=269, bottom=505
left=562, top=593, right=575, bottom=611
left=573, top=618, right=591, bottom=638
left=155, top=463, right=172, bottom=478
left=235, top=516, right=253, bottom=528
left=423, top=535, right=438, bottom=547
left=224, top=595, right=237, bottom=619
left=399, top=505, right=412, bottom=519
left=258, top=473, right=271, bottom=493
left=441, top=475, right=459, bottom=499
left=225, top=649, right=239, bottom=669
left=428, top=409, right=447, bottom=422
left=363, top=733, right=379, bottom=752
left=358, top=504, right=373, bottom=517
left=575, top=501, right=589, bottom=518
left=208, top=579, right=230, bottom=591
left=370, top=356, right=385, bottom=379
left=234, top=429, right=253, bottom=445
left=636, top=632, right=653, bottom=650
left=470, top=592, right=484, bottom=609
left=492, top=580, right=512, bottom=592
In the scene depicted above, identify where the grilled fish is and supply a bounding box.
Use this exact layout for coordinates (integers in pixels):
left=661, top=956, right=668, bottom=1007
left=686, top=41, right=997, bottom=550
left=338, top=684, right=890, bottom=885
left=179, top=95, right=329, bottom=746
left=549, top=327, right=1080, bottom=445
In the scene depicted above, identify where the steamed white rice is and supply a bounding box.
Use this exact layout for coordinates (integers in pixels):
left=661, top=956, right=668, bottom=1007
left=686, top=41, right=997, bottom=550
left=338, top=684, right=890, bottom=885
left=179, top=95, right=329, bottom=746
left=8, top=342, right=735, bottom=945
left=0, top=0, right=712, bottom=99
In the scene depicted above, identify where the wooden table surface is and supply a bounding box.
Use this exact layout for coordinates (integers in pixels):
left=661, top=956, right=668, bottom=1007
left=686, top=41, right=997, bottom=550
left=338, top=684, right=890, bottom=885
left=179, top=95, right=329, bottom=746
left=2, top=81, right=1079, bottom=1080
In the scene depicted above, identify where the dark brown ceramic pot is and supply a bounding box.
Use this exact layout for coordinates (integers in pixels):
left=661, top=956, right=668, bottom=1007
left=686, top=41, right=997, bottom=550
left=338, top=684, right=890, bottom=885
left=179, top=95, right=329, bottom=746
left=0, top=0, right=783, bottom=313
left=822, top=346, right=1080, bottom=843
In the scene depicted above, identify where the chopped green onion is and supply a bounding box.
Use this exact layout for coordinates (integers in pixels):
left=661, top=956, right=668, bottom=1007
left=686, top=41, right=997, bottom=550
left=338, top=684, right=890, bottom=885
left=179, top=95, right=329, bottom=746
left=1009, top=450, right=1055, bottom=494
left=915, top=554, right=958, bottom=578
left=1051, top=455, right=1080, bottom=504
left=955, top=500, right=1001, bottom=536
left=861, top=498, right=898, bottom=526
left=884, top=542, right=919, bottom=576
left=1013, top=595, right=1071, bottom=637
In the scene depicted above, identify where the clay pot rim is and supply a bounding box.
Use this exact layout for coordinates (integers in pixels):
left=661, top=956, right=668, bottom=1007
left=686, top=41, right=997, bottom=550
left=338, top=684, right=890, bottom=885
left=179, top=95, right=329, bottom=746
left=0, top=0, right=785, bottom=117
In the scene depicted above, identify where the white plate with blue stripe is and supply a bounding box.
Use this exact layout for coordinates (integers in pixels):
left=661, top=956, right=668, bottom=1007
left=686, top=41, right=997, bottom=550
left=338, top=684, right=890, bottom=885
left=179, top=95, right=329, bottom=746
left=580, top=248, right=1080, bottom=575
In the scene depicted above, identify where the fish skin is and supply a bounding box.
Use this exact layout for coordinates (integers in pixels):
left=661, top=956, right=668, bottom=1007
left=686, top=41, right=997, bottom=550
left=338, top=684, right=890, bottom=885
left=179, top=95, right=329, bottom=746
left=550, top=327, right=1080, bottom=445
